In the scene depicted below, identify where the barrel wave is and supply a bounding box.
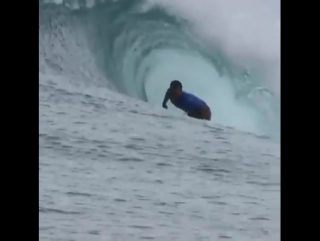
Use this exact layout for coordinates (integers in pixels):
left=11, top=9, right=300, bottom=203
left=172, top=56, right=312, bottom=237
left=39, top=0, right=280, bottom=138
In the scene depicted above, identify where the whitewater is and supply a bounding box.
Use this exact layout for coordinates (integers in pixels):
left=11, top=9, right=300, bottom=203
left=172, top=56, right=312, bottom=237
left=39, top=0, right=280, bottom=240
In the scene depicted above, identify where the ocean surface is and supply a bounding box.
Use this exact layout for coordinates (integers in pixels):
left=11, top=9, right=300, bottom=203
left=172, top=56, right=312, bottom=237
left=39, top=0, right=280, bottom=240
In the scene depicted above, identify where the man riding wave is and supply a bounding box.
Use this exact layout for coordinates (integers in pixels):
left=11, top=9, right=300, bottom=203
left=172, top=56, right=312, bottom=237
left=162, top=80, right=211, bottom=120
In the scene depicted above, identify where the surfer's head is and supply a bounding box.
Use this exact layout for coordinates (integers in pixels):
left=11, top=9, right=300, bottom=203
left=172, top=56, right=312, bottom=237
left=169, top=80, right=183, bottom=99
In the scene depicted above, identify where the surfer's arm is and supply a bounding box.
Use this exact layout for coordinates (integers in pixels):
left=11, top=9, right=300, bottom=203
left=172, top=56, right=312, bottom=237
left=162, top=90, right=170, bottom=109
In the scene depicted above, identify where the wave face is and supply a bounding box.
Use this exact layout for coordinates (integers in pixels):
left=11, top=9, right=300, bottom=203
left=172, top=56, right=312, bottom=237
left=39, top=0, right=280, bottom=137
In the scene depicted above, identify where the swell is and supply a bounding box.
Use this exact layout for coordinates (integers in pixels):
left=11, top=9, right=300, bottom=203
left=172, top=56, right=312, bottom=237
left=39, top=0, right=279, bottom=137
left=40, top=0, right=251, bottom=97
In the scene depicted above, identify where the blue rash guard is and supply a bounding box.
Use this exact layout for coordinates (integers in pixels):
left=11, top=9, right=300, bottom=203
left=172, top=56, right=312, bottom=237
left=170, top=91, right=207, bottom=113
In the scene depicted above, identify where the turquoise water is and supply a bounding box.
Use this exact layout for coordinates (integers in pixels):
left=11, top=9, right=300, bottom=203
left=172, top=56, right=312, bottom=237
left=39, top=1, right=280, bottom=240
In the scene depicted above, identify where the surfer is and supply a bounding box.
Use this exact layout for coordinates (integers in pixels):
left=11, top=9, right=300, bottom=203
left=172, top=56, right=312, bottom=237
left=162, top=80, right=211, bottom=120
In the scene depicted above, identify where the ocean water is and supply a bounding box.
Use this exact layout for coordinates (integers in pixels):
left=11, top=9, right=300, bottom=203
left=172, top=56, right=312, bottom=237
left=39, top=0, right=280, bottom=240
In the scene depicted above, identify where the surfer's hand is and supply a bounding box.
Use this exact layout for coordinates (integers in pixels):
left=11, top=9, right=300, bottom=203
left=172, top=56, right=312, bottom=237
left=162, top=104, right=168, bottom=109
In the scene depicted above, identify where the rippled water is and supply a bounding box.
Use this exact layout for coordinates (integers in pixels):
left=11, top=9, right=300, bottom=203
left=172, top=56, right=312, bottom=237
left=39, top=75, right=280, bottom=241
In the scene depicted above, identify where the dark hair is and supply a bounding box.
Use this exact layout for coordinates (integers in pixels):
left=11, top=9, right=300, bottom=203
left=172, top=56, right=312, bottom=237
left=170, top=80, right=182, bottom=89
